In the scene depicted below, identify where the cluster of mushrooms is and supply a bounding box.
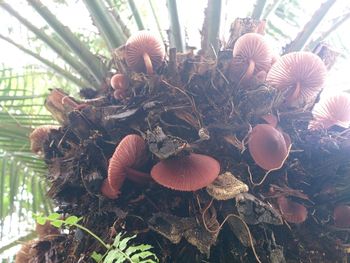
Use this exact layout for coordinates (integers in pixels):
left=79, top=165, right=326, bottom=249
left=100, top=31, right=350, bottom=224
left=28, top=29, right=350, bottom=259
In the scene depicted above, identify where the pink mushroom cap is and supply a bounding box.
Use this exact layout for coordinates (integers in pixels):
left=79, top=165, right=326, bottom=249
left=333, top=204, right=350, bottom=228
left=266, top=52, right=327, bottom=103
left=151, top=153, right=220, bottom=191
left=277, top=196, right=308, bottom=224
left=125, top=31, right=165, bottom=74
left=29, top=125, right=59, bottom=154
left=231, top=33, right=272, bottom=80
left=309, top=92, right=350, bottom=130
left=248, top=124, right=291, bottom=170
left=103, top=134, right=148, bottom=198
left=110, top=74, right=128, bottom=99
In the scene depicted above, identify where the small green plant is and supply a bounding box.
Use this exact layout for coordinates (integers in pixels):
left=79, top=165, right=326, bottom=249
left=35, top=213, right=159, bottom=263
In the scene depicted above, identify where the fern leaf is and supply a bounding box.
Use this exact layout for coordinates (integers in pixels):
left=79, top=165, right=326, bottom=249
left=104, top=250, right=125, bottom=263
left=117, top=235, right=135, bottom=251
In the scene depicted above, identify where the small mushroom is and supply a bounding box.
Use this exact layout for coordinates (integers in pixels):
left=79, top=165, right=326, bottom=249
left=231, top=33, right=272, bottom=81
left=125, top=31, right=165, bottom=74
left=151, top=153, right=220, bottom=191
left=309, top=93, right=350, bottom=130
left=333, top=204, right=350, bottom=228
left=103, top=134, right=149, bottom=198
left=266, top=52, right=327, bottom=104
left=110, top=74, right=128, bottom=99
left=248, top=124, right=290, bottom=170
left=277, top=196, right=307, bottom=224
left=15, top=240, right=36, bottom=263
left=29, top=125, right=60, bottom=154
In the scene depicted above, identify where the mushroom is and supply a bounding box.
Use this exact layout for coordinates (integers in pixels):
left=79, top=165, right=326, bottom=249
left=266, top=52, right=327, bottom=104
left=103, top=134, right=149, bottom=198
left=277, top=196, right=307, bottom=224
left=110, top=74, right=128, bottom=99
left=15, top=240, right=36, bottom=263
left=231, top=33, right=272, bottom=81
left=309, top=92, right=350, bottom=130
left=101, top=178, right=120, bottom=199
left=151, top=153, right=220, bottom=191
left=333, top=204, right=350, bottom=228
left=248, top=124, right=290, bottom=170
left=29, top=125, right=60, bottom=154
left=125, top=31, right=165, bottom=74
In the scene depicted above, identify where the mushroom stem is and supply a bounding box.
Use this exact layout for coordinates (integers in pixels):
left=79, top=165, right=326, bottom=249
left=143, top=52, right=154, bottom=74
left=242, top=59, right=255, bottom=80
left=288, top=82, right=301, bottom=102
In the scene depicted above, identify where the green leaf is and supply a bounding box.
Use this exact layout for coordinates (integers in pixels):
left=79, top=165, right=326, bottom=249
left=47, top=212, right=60, bottom=220
left=115, top=256, right=127, bottom=263
left=36, top=216, right=47, bottom=225
left=104, top=249, right=125, bottom=263
left=118, top=235, right=135, bottom=251
left=125, top=244, right=152, bottom=257
left=130, top=251, right=155, bottom=262
left=50, top=220, right=63, bottom=228
left=113, top=232, right=123, bottom=247
left=90, top=251, right=103, bottom=262
left=64, top=215, right=81, bottom=225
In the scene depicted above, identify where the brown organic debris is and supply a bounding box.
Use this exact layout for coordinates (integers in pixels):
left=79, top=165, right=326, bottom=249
left=206, top=171, right=248, bottom=200
left=23, top=17, right=350, bottom=263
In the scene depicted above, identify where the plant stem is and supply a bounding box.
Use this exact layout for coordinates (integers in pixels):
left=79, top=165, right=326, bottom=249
left=307, top=12, right=350, bottom=51
left=72, top=223, right=109, bottom=250
left=148, top=0, right=165, bottom=42
left=283, top=0, right=337, bottom=53
left=105, top=0, right=131, bottom=37
left=27, top=0, right=107, bottom=87
left=201, top=0, right=222, bottom=57
left=251, top=0, right=267, bottom=20
left=128, top=0, right=145, bottom=30
left=166, top=0, right=185, bottom=52
left=82, top=0, right=127, bottom=50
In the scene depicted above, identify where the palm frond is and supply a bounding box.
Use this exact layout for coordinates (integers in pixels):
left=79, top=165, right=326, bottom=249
left=201, top=0, right=222, bottom=56
left=284, top=0, right=337, bottom=53
left=0, top=1, right=97, bottom=87
left=148, top=0, right=166, bottom=42
left=166, top=0, right=185, bottom=52
left=27, top=0, right=108, bottom=87
left=0, top=66, right=55, bottom=237
left=0, top=34, right=88, bottom=88
left=82, top=0, right=127, bottom=51
left=128, top=0, right=145, bottom=31
left=251, top=0, right=267, bottom=20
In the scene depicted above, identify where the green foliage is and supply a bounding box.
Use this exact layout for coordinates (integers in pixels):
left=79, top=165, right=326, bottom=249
left=102, top=233, right=159, bottom=263
left=34, top=213, right=159, bottom=263
left=0, top=66, right=55, bottom=239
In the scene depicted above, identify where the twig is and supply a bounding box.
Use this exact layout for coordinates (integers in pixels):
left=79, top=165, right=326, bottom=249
left=196, top=195, right=262, bottom=263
